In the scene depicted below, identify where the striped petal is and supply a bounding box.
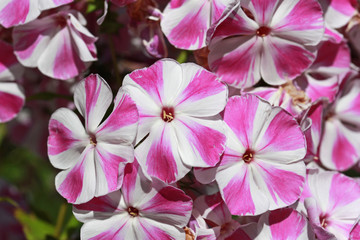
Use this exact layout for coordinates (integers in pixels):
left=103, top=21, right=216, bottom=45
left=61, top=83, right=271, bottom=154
left=319, top=0, right=357, bottom=29
left=74, top=74, right=113, bottom=133
left=271, top=0, right=324, bottom=45
left=0, top=0, right=73, bottom=28
left=47, top=108, right=88, bottom=170
left=55, top=145, right=97, bottom=204
left=0, top=82, right=24, bottom=123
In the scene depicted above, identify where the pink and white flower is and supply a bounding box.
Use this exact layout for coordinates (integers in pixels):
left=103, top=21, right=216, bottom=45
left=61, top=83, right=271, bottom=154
left=0, top=40, right=25, bottom=123
left=122, top=59, right=227, bottom=184
left=161, top=0, right=232, bottom=50
left=195, top=94, right=306, bottom=216
left=13, top=9, right=97, bottom=80
left=253, top=208, right=314, bottom=239
left=0, top=0, right=73, bottom=28
left=73, top=160, right=193, bottom=239
left=319, top=78, right=360, bottom=171
left=207, top=0, right=324, bottom=88
left=48, top=74, right=138, bottom=204
left=304, top=171, right=360, bottom=240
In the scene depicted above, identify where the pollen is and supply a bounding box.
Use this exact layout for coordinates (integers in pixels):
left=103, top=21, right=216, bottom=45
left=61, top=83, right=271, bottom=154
left=242, top=149, right=255, bottom=163
left=161, top=106, right=175, bottom=123
left=256, top=26, right=271, bottom=37
left=127, top=206, right=139, bottom=217
left=319, top=214, right=328, bottom=228
left=89, top=133, right=97, bottom=146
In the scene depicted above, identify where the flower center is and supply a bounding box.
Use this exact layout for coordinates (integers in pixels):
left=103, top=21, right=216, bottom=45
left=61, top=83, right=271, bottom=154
left=89, top=133, right=97, bottom=146
left=256, top=26, right=271, bottom=37
left=319, top=214, right=328, bottom=228
left=55, top=15, right=68, bottom=28
left=242, top=149, right=255, bottom=163
left=161, top=106, right=175, bottom=122
left=127, top=206, right=139, bottom=217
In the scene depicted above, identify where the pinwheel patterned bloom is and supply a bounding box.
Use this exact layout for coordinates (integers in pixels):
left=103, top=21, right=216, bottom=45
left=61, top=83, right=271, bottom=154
left=73, top=161, right=193, bottom=240
left=319, top=78, right=360, bottom=171
left=207, top=0, right=324, bottom=88
left=195, top=94, right=306, bottom=216
left=0, top=40, right=25, bottom=123
left=48, top=74, right=138, bottom=204
left=304, top=171, right=360, bottom=240
left=161, top=0, right=232, bottom=50
left=122, top=59, right=227, bottom=184
left=13, top=9, right=97, bottom=80
left=0, top=0, right=73, bottom=28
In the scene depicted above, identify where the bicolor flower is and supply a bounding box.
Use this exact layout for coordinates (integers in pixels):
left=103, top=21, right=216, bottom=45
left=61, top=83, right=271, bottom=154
left=207, top=0, right=324, bottom=88
left=13, top=9, right=97, bottom=80
left=48, top=74, right=138, bottom=204
left=251, top=208, right=314, bottom=239
left=319, top=78, right=360, bottom=171
left=304, top=171, right=360, bottom=240
left=122, top=59, right=227, bottom=183
left=0, top=0, right=73, bottom=28
left=294, top=40, right=350, bottom=103
left=195, top=94, right=306, bottom=216
left=0, top=40, right=25, bottom=123
left=161, top=0, right=232, bottom=50
left=73, top=160, right=193, bottom=239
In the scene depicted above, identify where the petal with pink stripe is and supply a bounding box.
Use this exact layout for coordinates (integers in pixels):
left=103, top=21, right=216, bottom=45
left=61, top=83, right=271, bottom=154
left=48, top=108, right=87, bottom=169
left=74, top=74, right=113, bottom=133
left=0, top=82, right=25, bottom=123
left=55, top=146, right=97, bottom=204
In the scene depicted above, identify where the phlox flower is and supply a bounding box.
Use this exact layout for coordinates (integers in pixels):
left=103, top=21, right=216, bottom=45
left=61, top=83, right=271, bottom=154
left=319, top=0, right=357, bottom=29
left=195, top=94, right=306, bottom=216
left=122, top=59, right=227, bottom=184
left=13, top=9, right=97, bottom=80
left=161, top=0, right=232, bottom=50
left=47, top=74, right=138, bottom=204
left=0, top=40, right=24, bottom=123
left=248, top=208, right=314, bottom=239
left=0, top=0, right=73, bottom=28
left=304, top=171, right=360, bottom=239
left=207, top=0, right=324, bottom=88
left=73, top=160, right=193, bottom=239
left=319, top=78, right=360, bottom=171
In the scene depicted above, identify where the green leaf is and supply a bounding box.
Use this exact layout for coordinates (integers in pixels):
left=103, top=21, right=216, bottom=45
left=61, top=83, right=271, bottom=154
left=14, top=209, right=55, bottom=240
left=0, top=123, right=7, bottom=146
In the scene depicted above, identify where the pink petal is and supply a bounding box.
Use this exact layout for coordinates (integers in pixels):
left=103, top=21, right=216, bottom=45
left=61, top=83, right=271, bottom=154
left=260, top=36, right=316, bottom=85
left=175, top=63, right=227, bottom=117
left=136, top=218, right=186, bottom=239
left=96, top=90, right=139, bottom=143
left=55, top=146, right=97, bottom=204
left=0, top=0, right=30, bottom=28
left=271, top=0, right=324, bottom=45
left=252, top=160, right=305, bottom=209
left=48, top=108, right=87, bottom=169
left=320, top=0, right=357, bottom=28
left=209, top=36, right=262, bottom=88
left=74, top=74, right=113, bottom=132
left=161, top=0, right=210, bottom=50
left=335, top=80, right=360, bottom=126
left=319, top=119, right=360, bottom=171
left=135, top=122, right=191, bottom=183
left=0, top=82, right=24, bottom=123
left=174, top=116, right=225, bottom=168
left=243, top=0, right=279, bottom=25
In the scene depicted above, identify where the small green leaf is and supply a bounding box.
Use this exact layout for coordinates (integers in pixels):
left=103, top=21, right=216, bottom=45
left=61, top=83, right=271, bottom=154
left=0, top=123, right=7, bottom=146
left=14, top=209, right=55, bottom=240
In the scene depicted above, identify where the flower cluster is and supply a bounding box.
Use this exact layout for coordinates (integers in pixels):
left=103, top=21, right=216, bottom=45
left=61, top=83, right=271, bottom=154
left=1, top=0, right=360, bottom=239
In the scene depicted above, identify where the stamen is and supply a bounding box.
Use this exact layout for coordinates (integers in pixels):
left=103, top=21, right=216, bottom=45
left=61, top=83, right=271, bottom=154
left=89, top=133, right=97, bottom=146
left=319, top=214, right=328, bottom=228
left=242, top=149, right=255, bottom=163
left=161, top=106, right=175, bottom=123
left=256, top=26, right=271, bottom=37
left=127, top=206, right=139, bottom=217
